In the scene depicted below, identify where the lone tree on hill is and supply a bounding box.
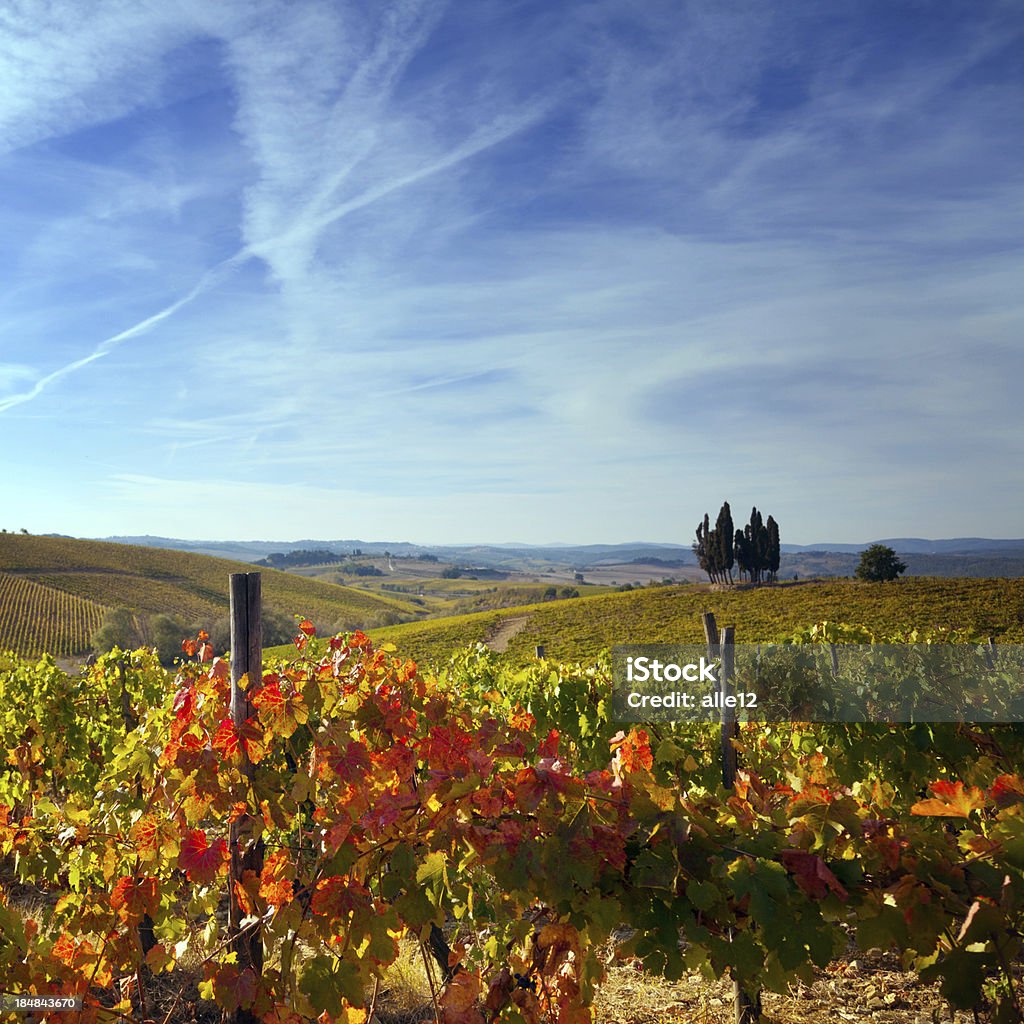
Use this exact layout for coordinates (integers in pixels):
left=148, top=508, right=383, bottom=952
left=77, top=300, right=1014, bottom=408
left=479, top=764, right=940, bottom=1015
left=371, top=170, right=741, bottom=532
left=855, top=543, right=907, bottom=582
left=695, top=502, right=779, bottom=584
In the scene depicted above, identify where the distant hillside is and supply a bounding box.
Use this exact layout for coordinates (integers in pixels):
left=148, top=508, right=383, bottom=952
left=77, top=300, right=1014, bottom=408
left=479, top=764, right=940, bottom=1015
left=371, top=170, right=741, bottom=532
left=98, top=535, right=1024, bottom=575
left=782, top=538, right=1024, bottom=555
left=781, top=551, right=1024, bottom=579
left=0, top=534, right=423, bottom=659
left=99, top=535, right=698, bottom=567
left=99, top=536, right=425, bottom=562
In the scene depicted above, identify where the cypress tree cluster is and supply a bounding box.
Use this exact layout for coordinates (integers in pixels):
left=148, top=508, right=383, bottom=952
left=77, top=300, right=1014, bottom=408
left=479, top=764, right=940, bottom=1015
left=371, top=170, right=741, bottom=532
left=693, top=503, right=780, bottom=584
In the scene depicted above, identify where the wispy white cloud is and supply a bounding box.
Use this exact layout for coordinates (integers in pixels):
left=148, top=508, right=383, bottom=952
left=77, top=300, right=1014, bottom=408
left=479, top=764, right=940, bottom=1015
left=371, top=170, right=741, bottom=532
left=0, top=0, right=561, bottom=412
left=0, top=1, right=201, bottom=154
left=0, top=253, right=248, bottom=412
left=0, top=1, right=1021, bottom=541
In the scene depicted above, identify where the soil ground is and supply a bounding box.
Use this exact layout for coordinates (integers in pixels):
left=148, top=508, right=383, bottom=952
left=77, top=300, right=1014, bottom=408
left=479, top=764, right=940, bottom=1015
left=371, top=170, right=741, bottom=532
left=372, top=940, right=987, bottom=1024
left=484, top=614, right=532, bottom=652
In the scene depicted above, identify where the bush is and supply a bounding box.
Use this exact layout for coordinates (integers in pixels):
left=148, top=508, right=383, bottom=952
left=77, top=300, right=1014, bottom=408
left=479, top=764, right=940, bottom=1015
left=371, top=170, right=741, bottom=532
left=150, top=613, right=192, bottom=665
left=92, top=606, right=146, bottom=653
left=855, top=544, right=907, bottom=582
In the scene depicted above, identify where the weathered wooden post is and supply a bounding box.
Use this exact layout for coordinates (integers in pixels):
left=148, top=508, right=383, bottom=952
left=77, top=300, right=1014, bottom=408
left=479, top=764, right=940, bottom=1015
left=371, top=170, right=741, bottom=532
left=702, top=611, right=719, bottom=662
left=229, top=572, right=264, bottom=1023
left=703, top=612, right=761, bottom=1023
left=719, top=625, right=738, bottom=789
left=702, top=613, right=736, bottom=786
left=985, top=636, right=997, bottom=670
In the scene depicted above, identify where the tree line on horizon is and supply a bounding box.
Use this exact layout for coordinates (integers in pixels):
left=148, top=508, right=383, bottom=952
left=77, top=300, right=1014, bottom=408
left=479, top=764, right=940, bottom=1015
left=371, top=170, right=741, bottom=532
left=693, top=502, right=780, bottom=584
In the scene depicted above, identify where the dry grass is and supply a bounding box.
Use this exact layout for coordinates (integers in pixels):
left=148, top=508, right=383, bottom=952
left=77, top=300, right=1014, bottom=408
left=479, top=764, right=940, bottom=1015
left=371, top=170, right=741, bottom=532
left=374, top=939, right=438, bottom=1024
left=366, top=937, right=986, bottom=1024
left=588, top=947, right=985, bottom=1024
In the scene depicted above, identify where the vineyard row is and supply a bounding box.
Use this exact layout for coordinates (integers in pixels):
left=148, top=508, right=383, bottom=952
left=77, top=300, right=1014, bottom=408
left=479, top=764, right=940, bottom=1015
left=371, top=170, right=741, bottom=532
left=0, top=571, right=106, bottom=656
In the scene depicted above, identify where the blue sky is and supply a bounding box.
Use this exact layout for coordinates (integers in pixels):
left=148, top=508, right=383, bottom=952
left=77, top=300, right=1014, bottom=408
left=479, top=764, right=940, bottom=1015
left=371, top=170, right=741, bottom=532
left=0, top=0, right=1021, bottom=544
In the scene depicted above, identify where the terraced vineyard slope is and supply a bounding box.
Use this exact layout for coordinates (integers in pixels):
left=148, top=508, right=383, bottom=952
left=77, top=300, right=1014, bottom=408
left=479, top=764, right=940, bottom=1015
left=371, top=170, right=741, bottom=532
left=0, top=534, right=424, bottom=658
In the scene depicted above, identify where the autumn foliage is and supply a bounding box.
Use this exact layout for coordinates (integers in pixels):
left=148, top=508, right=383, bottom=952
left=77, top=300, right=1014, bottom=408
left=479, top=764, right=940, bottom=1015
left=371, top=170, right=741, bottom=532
left=1, top=633, right=1024, bottom=1021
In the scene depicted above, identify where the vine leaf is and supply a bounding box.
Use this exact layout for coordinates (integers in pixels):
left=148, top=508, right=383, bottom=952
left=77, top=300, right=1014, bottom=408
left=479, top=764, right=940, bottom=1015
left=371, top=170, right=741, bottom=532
left=252, top=680, right=309, bottom=738
left=110, top=875, right=159, bottom=922
left=440, top=970, right=484, bottom=1024
left=259, top=849, right=295, bottom=907
left=612, top=727, right=654, bottom=773
left=179, top=828, right=229, bottom=883
left=989, top=773, right=1024, bottom=808
left=911, top=780, right=986, bottom=818
left=207, top=963, right=259, bottom=1012
left=779, top=850, right=848, bottom=901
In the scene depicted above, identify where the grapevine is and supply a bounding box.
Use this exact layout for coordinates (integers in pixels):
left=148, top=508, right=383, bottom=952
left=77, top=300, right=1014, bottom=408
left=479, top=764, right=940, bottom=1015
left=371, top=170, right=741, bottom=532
left=0, top=624, right=1022, bottom=1022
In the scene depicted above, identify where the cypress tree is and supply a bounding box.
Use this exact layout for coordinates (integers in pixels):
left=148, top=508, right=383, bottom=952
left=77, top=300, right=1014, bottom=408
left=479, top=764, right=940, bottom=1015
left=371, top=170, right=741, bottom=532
left=755, top=509, right=769, bottom=583
left=743, top=508, right=759, bottom=583
left=734, top=528, right=749, bottom=582
left=694, top=504, right=779, bottom=584
left=693, top=514, right=712, bottom=581
left=716, top=502, right=734, bottom=584
left=695, top=510, right=730, bottom=582
left=767, top=516, right=780, bottom=583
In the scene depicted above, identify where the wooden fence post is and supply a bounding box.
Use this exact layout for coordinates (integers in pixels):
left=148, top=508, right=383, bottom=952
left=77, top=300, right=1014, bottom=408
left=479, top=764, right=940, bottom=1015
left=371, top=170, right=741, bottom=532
left=719, top=625, right=738, bottom=789
left=704, top=613, right=761, bottom=1023
left=229, top=572, right=264, bottom=1023
left=702, top=611, right=719, bottom=663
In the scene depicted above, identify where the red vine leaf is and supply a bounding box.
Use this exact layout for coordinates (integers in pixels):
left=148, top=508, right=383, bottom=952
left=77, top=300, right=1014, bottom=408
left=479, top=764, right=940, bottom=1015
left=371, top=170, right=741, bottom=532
left=110, top=875, right=159, bottom=922
left=311, top=875, right=372, bottom=921
left=990, top=774, right=1024, bottom=808
left=208, top=963, right=259, bottom=1012
left=252, top=680, right=309, bottom=738
left=211, top=715, right=268, bottom=764
left=780, top=850, right=849, bottom=901
left=538, top=729, right=560, bottom=758
left=423, top=724, right=475, bottom=772
left=179, top=828, right=229, bottom=883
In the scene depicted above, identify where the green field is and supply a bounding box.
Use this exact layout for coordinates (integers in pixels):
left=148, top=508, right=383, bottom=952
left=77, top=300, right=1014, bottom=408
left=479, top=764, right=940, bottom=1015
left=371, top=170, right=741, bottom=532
left=293, top=558, right=614, bottom=615
left=0, top=534, right=425, bottom=658
left=365, top=576, right=1024, bottom=668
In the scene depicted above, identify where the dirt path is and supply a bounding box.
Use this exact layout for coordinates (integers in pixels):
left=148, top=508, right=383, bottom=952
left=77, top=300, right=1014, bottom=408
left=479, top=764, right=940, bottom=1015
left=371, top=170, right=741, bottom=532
left=484, top=614, right=531, bottom=653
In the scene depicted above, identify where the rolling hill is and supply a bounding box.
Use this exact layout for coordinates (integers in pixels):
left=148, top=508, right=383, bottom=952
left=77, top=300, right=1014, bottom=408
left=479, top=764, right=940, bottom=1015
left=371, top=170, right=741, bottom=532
left=0, top=534, right=423, bottom=658
left=365, top=576, right=1024, bottom=669
left=96, top=534, right=1024, bottom=577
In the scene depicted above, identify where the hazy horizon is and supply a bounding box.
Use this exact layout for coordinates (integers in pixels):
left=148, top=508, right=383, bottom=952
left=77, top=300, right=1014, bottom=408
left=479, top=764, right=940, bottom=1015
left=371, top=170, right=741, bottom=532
left=2, top=2, right=1022, bottom=544
left=62, top=530, right=1024, bottom=551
